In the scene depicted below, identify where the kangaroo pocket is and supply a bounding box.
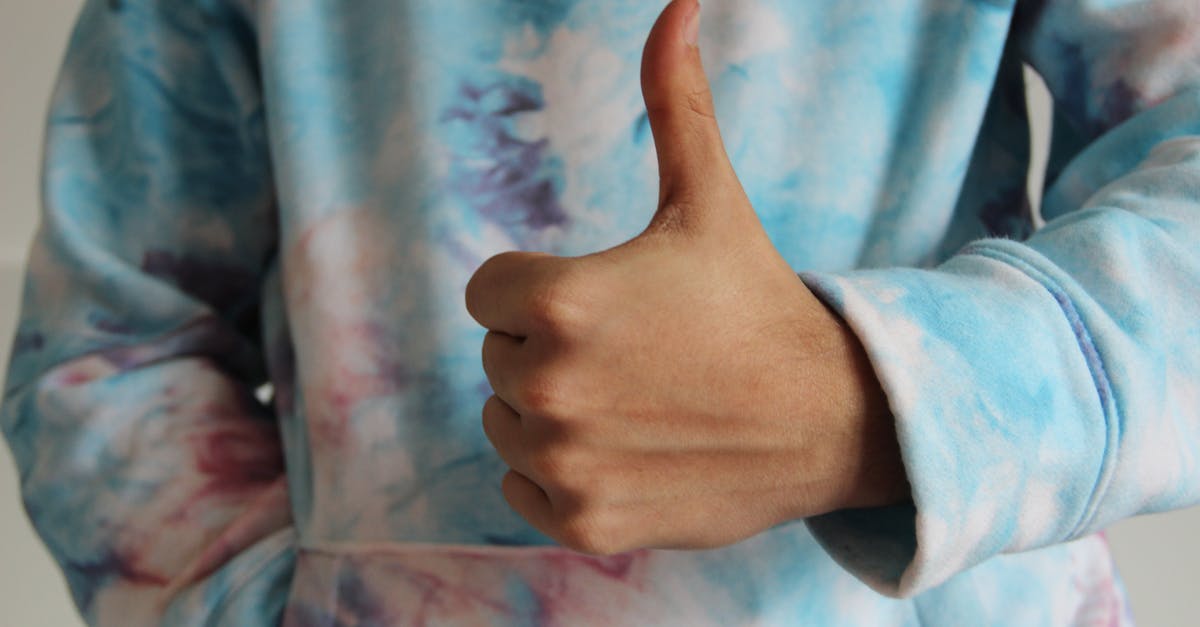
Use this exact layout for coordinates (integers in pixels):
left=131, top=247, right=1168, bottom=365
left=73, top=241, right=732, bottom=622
left=280, top=521, right=920, bottom=626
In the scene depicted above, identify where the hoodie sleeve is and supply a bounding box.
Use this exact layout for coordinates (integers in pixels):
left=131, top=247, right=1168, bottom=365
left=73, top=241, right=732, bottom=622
left=0, top=1, right=295, bottom=624
left=800, top=0, right=1200, bottom=598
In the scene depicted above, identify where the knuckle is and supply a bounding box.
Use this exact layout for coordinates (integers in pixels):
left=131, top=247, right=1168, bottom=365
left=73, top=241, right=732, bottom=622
left=526, top=272, right=586, bottom=336
left=517, top=368, right=569, bottom=417
left=558, top=509, right=621, bottom=556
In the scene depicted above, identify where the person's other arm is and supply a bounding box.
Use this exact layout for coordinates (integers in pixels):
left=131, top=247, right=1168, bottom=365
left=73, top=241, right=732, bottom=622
left=0, top=1, right=293, bottom=623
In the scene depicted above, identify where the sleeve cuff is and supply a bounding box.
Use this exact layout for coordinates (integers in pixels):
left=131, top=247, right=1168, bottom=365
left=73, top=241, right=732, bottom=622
left=797, top=245, right=1109, bottom=597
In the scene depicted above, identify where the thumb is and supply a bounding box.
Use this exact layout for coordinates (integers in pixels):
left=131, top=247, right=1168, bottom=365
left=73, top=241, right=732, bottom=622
left=641, top=0, right=739, bottom=232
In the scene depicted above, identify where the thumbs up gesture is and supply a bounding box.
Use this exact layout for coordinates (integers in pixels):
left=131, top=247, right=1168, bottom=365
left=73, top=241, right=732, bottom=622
left=465, top=0, right=909, bottom=555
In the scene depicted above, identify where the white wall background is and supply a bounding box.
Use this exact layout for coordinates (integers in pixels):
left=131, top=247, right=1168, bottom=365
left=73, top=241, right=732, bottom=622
left=1, top=2, right=1196, bottom=625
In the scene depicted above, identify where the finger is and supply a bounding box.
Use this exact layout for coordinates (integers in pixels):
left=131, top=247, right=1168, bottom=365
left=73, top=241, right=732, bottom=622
left=501, top=469, right=556, bottom=539
left=640, top=0, right=737, bottom=225
left=481, top=330, right=527, bottom=409
left=481, top=394, right=532, bottom=478
left=464, top=250, right=554, bottom=336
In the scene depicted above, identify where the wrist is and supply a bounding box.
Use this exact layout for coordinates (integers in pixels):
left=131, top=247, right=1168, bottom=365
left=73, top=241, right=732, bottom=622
left=808, top=292, right=911, bottom=513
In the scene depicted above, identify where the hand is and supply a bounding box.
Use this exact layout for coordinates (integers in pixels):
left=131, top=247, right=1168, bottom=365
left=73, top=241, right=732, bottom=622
left=464, top=0, right=910, bottom=556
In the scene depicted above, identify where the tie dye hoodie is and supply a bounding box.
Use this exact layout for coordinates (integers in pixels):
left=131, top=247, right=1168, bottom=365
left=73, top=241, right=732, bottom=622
left=4, top=0, right=1199, bottom=624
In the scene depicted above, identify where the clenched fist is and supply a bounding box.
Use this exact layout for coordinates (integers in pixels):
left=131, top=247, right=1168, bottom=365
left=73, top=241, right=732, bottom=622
left=465, top=0, right=910, bottom=556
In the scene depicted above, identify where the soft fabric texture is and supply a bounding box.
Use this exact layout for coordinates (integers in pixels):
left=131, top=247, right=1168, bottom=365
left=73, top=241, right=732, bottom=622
left=5, top=0, right=1198, bottom=624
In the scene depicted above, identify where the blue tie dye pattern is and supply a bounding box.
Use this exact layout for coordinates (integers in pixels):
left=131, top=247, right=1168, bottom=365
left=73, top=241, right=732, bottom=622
left=4, top=0, right=1198, bottom=624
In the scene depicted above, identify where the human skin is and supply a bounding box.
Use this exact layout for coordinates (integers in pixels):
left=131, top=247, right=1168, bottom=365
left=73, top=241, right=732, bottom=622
left=464, top=0, right=911, bottom=556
